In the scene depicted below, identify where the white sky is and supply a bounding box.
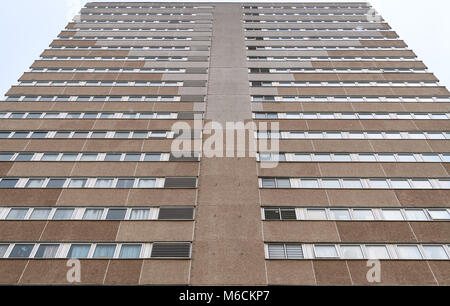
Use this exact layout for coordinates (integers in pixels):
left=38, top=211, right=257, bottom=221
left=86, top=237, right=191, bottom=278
left=1, top=0, right=450, bottom=98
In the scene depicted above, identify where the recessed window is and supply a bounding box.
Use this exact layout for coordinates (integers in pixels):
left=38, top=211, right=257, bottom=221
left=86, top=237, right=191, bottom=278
left=46, top=179, right=66, bottom=188
left=116, top=179, right=135, bottom=188
left=382, top=209, right=404, bottom=220
left=330, top=209, right=350, bottom=220
left=94, top=178, right=114, bottom=188
left=129, top=209, right=149, bottom=220
left=428, top=210, right=450, bottom=220
left=29, top=208, right=51, bottom=220
left=370, top=179, right=389, bottom=189
left=342, top=179, right=362, bottom=188
left=138, top=179, right=156, bottom=188
left=366, top=245, right=390, bottom=259
left=93, top=244, right=116, bottom=259
left=83, top=209, right=103, bottom=220
left=6, top=208, right=28, bottom=220
left=35, top=244, right=59, bottom=258
left=341, top=245, right=364, bottom=259
left=352, top=209, right=374, bottom=220
left=397, top=245, right=423, bottom=259
left=0, top=153, right=14, bottom=161
left=0, top=245, right=8, bottom=258
left=314, top=245, right=338, bottom=258
left=105, top=209, right=126, bottom=220
left=405, top=210, right=428, bottom=221
left=9, top=244, right=34, bottom=258
left=67, top=244, right=91, bottom=258
left=53, top=208, right=74, bottom=220
left=119, top=244, right=141, bottom=258
left=68, top=179, right=87, bottom=188
left=25, top=179, right=45, bottom=188
left=423, top=246, right=449, bottom=259
left=307, top=209, right=327, bottom=220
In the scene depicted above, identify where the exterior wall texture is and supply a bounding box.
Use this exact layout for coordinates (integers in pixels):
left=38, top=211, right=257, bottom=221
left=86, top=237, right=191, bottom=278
left=0, top=2, right=449, bottom=285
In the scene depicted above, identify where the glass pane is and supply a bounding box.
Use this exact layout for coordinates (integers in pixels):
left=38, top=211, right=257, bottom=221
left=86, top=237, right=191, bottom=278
left=35, top=244, right=59, bottom=258
left=80, top=154, right=97, bottom=161
left=0, top=179, right=19, bottom=188
left=366, top=246, right=390, bottom=259
left=342, top=179, right=362, bottom=188
left=119, top=245, right=141, bottom=259
left=67, top=244, right=91, bottom=258
left=294, top=154, right=312, bottom=161
left=130, top=209, right=150, bottom=220
left=307, top=209, right=327, bottom=220
left=277, top=179, right=291, bottom=188
left=105, top=209, right=126, bottom=220
left=369, top=179, right=389, bottom=189
left=105, top=154, right=121, bottom=161
left=25, top=179, right=45, bottom=188
left=397, top=245, right=423, bottom=259
left=41, top=154, right=58, bottom=161
left=9, top=244, right=34, bottom=258
left=29, top=208, right=51, bottom=220
left=0, top=244, right=8, bottom=258
left=341, top=246, right=364, bottom=259
left=6, top=208, right=28, bottom=220
left=321, top=179, right=340, bottom=188
left=0, top=153, right=14, bottom=161
left=46, top=179, right=66, bottom=188
left=68, top=179, right=87, bottom=188
left=116, top=179, right=135, bottom=188
left=422, top=154, right=441, bottom=162
left=124, top=154, right=141, bottom=161
left=93, top=245, right=116, bottom=259
left=390, top=179, right=410, bottom=189
left=94, top=179, right=114, bottom=188
left=138, top=179, right=156, bottom=188
left=314, top=154, right=332, bottom=161
left=382, top=209, right=404, bottom=220
left=334, top=154, right=351, bottom=161
left=428, top=210, right=450, bottom=220
left=352, top=209, right=374, bottom=220
left=61, top=154, right=78, bottom=161
left=378, top=154, right=396, bottom=162
left=411, top=180, right=432, bottom=189
left=330, top=209, right=350, bottom=220
left=53, top=208, right=74, bottom=220
left=262, top=179, right=276, bottom=188
left=301, top=179, right=318, bottom=188
left=144, top=154, right=161, bottom=161
left=314, top=245, right=338, bottom=258
left=83, top=209, right=103, bottom=220
left=359, top=154, right=376, bottom=161
left=285, top=245, right=303, bottom=259
left=397, top=154, right=416, bottom=162
left=405, top=210, right=428, bottom=221
left=423, top=246, right=449, bottom=259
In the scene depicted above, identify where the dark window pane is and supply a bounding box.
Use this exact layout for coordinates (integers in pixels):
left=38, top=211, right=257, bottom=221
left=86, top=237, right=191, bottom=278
left=9, top=244, right=34, bottom=258
left=0, top=179, right=19, bottom=188
left=264, top=209, right=281, bottom=220
left=105, top=209, right=127, bottom=220
left=46, top=179, right=66, bottom=188
left=116, top=179, right=135, bottom=188
left=124, top=154, right=141, bottom=161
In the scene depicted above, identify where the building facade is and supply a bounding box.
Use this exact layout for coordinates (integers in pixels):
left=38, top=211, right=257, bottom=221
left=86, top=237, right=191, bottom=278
left=0, top=2, right=449, bottom=285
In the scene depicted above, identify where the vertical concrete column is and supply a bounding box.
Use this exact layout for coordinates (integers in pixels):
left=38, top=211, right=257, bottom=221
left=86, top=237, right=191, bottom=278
left=190, top=4, right=266, bottom=285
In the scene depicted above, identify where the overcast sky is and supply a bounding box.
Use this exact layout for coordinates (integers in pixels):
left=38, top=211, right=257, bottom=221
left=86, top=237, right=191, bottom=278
left=1, top=0, right=450, bottom=98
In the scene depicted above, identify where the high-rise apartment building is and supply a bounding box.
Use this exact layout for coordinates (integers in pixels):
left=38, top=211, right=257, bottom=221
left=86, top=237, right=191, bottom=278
left=0, top=2, right=449, bottom=286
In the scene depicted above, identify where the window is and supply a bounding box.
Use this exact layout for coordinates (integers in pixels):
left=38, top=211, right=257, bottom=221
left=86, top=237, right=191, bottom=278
left=47, top=179, right=66, bottom=188
left=67, top=244, right=91, bottom=258
left=382, top=209, right=404, bottom=220
left=341, top=245, right=364, bottom=259
left=25, top=179, right=45, bottom=188
left=423, top=246, right=448, bottom=259
left=93, top=244, right=116, bottom=258
left=351, top=209, right=374, bottom=220
left=342, top=179, right=362, bottom=188
left=314, top=245, right=338, bottom=258
left=0, top=244, right=8, bottom=258
left=6, top=208, right=28, bottom=220
left=390, top=179, right=410, bottom=189
left=130, top=209, right=149, bottom=220
left=428, top=210, right=450, bottom=220
left=29, top=208, right=51, bottom=220
left=94, top=178, right=114, bottom=188
left=116, top=179, right=135, bottom=188
left=267, top=244, right=285, bottom=259
left=9, top=244, right=34, bottom=258
left=405, top=210, right=428, bottom=221
left=330, top=209, right=350, bottom=220
left=138, top=179, right=156, bottom=188
left=35, top=244, right=59, bottom=258
left=411, top=179, right=432, bottom=189
left=83, top=209, right=103, bottom=220
left=307, top=209, right=327, bottom=220
left=119, top=244, right=141, bottom=258
left=370, top=179, right=389, bottom=189
left=53, top=208, right=74, bottom=220
left=105, top=209, right=126, bottom=220
left=0, top=179, right=19, bottom=188
left=301, top=179, right=318, bottom=188
left=397, top=245, right=423, bottom=259
left=366, top=245, right=390, bottom=259
left=68, top=179, right=87, bottom=188
left=322, top=179, right=340, bottom=188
